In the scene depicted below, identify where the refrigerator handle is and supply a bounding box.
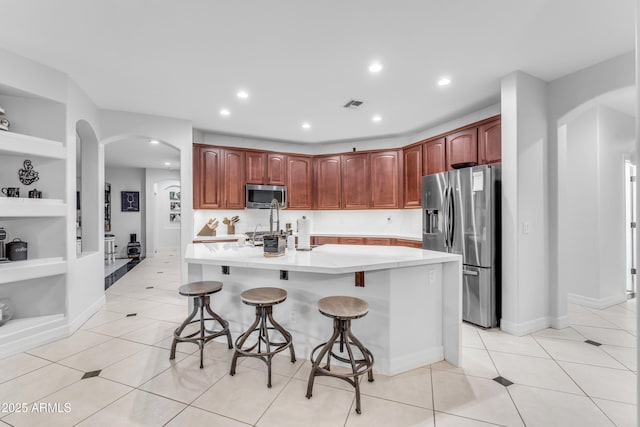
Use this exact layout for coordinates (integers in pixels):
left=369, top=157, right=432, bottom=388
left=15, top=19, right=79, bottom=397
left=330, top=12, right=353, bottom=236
left=443, top=186, right=450, bottom=248
left=448, top=185, right=455, bottom=248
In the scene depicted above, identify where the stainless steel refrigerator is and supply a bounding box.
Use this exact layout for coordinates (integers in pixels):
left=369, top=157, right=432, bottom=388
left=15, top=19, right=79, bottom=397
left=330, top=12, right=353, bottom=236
left=422, top=164, right=501, bottom=328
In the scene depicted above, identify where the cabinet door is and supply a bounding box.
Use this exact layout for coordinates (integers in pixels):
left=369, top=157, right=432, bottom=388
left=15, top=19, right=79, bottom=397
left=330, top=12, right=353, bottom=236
left=339, top=237, right=365, bottom=245
left=315, top=156, right=342, bottom=209
left=194, top=145, right=222, bottom=209
left=223, top=149, right=245, bottom=209
left=365, top=237, right=392, bottom=245
left=403, top=145, right=422, bottom=207
left=478, top=119, right=501, bottom=165
left=423, top=137, right=446, bottom=175
left=395, top=239, right=423, bottom=248
left=316, top=236, right=340, bottom=245
left=267, top=153, right=287, bottom=185
left=287, top=155, right=313, bottom=209
left=342, top=153, right=369, bottom=209
left=446, top=128, right=477, bottom=170
left=370, top=150, right=401, bottom=208
left=246, top=151, right=266, bottom=184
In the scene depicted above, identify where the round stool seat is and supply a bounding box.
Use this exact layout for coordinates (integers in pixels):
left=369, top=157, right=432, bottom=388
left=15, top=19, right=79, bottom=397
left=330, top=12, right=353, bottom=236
left=241, top=287, right=287, bottom=306
left=318, top=296, right=368, bottom=319
left=178, top=281, right=223, bottom=297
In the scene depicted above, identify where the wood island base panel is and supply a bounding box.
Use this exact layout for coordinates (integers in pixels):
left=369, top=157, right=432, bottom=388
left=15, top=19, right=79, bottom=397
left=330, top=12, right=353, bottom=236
left=185, top=243, right=462, bottom=375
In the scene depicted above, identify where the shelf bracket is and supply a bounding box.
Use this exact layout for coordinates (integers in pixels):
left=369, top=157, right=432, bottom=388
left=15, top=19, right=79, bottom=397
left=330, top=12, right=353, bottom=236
left=280, top=270, right=288, bottom=280
left=221, top=265, right=230, bottom=275
left=355, top=271, right=365, bottom=287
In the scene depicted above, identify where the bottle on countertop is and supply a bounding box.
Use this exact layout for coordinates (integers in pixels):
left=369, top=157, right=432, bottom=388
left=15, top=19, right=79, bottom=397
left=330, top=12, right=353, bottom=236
left=287, top=230, right=296, bottom=252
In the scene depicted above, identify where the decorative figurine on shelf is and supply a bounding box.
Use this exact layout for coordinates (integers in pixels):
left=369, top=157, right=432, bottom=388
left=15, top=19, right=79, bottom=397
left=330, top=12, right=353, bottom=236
left=18, top=159, right=39, bottom=185
left=0, top=106, right=9, bottom=132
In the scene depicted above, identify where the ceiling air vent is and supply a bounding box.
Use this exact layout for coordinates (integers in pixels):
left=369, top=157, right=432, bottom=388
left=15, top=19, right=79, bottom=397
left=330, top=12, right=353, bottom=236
left=343, top=99, right=364, bottom=109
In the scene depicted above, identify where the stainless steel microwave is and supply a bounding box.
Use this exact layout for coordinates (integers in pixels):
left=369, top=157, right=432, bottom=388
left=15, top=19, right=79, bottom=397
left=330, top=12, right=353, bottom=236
left=245, top=184, right=287, bottom=209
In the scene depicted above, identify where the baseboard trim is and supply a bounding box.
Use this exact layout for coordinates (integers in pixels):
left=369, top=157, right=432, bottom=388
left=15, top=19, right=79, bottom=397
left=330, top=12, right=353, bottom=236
left=385, top=346, right=444, bottom=376
left=549, top=315, right=569, bottom=329
left=500, top=316, right=550, bottom=336
left=568, top=293, right=628, bottom=309
left=0, top=318, right=68, bottom=359
left=68, top=295, right=106, bottom=333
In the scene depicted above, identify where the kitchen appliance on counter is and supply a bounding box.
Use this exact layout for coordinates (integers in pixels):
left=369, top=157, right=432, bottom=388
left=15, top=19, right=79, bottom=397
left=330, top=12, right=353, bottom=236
left=246, top=184, right=287, bottom=209
left=422, top=164, right=501, bottom=328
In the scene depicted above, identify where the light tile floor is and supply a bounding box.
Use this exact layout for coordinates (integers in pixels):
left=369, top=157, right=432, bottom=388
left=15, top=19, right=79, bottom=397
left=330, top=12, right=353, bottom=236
left=0, top=251, right=637, bottom=426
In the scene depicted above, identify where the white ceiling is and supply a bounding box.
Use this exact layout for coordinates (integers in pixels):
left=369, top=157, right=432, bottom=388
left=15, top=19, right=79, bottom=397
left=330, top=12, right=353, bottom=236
left=0, top=0, right=635, bottom=145
left=104, top=139, right=180, bottom=170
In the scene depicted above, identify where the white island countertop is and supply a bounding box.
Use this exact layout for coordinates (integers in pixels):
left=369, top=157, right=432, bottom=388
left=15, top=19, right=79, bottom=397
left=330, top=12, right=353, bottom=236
left=185, top=243, right=460, bottom=274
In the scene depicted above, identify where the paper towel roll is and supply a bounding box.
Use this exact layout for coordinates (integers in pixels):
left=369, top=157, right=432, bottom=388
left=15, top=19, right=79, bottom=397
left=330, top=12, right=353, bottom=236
left=297, top=216, right=311, bottom=250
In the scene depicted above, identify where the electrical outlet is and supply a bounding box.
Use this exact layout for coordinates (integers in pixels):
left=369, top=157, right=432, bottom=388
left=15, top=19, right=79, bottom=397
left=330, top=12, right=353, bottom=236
left=428, top=269, right=436, bottom=284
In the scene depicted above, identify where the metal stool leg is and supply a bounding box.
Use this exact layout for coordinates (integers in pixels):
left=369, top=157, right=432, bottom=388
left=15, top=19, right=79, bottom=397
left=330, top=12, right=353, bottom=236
left=170, top=300, right=199, bottom=360
left=306, top=323, right=341, bottom=399
left=204, top=299, right=233, bottom=349
left=230, top=312, right=261, bottom=376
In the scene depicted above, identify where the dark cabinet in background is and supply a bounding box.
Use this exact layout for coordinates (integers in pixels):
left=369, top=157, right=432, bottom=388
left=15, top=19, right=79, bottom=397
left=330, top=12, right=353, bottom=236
left=267, top=153, right=286, bottom=185
left=287, top=155, right=313, bottom=209
left=314, top=155, right=342, bottom=209
left=245, top=151, right=266, bottom=184
left=223, top=149, right=245, bottom=209
left=478, top=119, right=501, bottom=165
left=193, top=145, right=222, bottom=209
left=341, top=153, right=369, bottom=209
left=403, top=145, right=422, bottom=208
left=370, top=150, right=401, bottom=208
left=423, top=137, right=446, bottom=176
left=446, top=128, right=477, bottom=170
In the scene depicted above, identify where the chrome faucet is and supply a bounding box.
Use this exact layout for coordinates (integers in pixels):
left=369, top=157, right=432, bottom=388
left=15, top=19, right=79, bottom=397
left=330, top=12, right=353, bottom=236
left=269, top=198, right=280, bottom=235
left=249, top=223, right=262, bottom=246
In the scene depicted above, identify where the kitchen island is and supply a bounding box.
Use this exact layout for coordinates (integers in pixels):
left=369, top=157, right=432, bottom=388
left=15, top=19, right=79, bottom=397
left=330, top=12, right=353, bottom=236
left=185, top=243, right=462, bottom=375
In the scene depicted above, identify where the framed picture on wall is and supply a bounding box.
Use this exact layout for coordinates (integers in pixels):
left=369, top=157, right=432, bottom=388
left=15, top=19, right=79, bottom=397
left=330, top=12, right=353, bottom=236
left=121, top=191, right=140, bottom=212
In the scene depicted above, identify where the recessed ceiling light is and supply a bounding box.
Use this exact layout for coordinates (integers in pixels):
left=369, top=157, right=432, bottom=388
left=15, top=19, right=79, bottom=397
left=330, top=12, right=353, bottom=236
left=372, top=115, right=382, bottom=122
left=369, top=62, right=383, bottom=73
left=301, top=122, right=311, bottom=129
left=237, top=90, right=249, bottom=99
left=438, top=77, right=451, bottom=86
left=164, top=162, right=171, bottom=166
left=149, top=139, right=159, bottom=145
left=220, top=108, right=230, bottom=116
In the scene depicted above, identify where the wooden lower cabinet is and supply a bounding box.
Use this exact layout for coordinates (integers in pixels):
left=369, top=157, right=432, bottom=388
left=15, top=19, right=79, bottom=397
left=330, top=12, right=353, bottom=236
left=314, top=236, right=340, bottom=245
left=339, top=237, right=365, bottom=245
left=366, top=237, right=392, bottom=245
left=395, top=239, right=423, bottom=248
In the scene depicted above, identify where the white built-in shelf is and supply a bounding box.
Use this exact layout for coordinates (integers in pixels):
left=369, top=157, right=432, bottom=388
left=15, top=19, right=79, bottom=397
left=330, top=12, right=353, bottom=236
left=0, top=197, right=66, bottom=217
left=0, top=257, right=66, bottom=285
left=0, top=131, right=65, bottom=159
left=0, top=314, right=66, bottom=344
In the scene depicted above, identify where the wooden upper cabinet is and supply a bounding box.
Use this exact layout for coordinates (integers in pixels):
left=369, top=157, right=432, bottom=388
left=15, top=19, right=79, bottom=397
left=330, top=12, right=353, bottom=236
left=478, top=119, right=501, bottom=165
left=267, top=153, right=287, bottom=185
left=403, top=145, right=423, bottom=208
left=193, top=145, right=223, bottom=209
left=446, top=128, right=477, bottom=170
left=370, top=150, right=401, bottom=208
left=423, top=137, right=446, bottom=176
left=245, top=151, right=266, bottom=184
left=223, top=149, right=245, bottom=209
left=315, top=155, right=342, bottom=209
left=287, top=155, right=313, bottom=209
left=341, top=153, right=370, bottom=209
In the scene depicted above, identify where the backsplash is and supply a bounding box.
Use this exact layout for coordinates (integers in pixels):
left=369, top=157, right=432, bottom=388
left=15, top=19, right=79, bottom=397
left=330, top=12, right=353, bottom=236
left=193, top=209, right=422, bottom=238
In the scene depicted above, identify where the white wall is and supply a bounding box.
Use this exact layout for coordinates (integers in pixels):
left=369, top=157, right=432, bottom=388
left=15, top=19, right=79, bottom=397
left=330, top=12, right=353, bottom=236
left=562, top=105, right=635, bottom=307
left=547, top=51, right=635, bottom=323
left=501, top=71, right=549, bottom=336
left=105, top=167, right=145, bottom=258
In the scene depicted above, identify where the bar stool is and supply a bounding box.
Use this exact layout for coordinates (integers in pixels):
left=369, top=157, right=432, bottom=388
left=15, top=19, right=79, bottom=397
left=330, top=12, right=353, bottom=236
left=306, top=295, right=374, bottom=414
left=230, top=287, right=296, bottom=388
left=170, top=281, right=233, bottom=369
